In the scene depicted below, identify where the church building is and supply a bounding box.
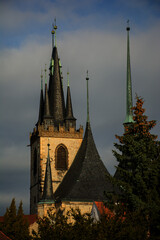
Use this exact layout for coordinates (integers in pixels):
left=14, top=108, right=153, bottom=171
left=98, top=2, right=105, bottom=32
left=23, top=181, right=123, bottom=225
left=29, top=22, right=132, bottom=217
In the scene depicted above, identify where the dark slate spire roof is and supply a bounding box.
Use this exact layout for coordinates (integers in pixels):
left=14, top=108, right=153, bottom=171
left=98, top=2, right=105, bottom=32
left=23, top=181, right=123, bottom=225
left=38, top=71, right=44, bottom=124
left=44, top=83, right=51, bottom=118
left=65, top=73, right=76, bottom=120
left=54, top=73, right=113, bottom=202
left=49, top=46, right=65, bottom=127
left=41, top=143, right=54, bottom=202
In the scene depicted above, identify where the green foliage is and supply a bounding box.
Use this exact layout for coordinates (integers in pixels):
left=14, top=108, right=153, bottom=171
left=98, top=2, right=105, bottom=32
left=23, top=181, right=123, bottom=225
left=2, top=199, right=30, bottom=240
left=32, top=207, right=149, bottom=240
left=112, top=96, right=160, bottom=238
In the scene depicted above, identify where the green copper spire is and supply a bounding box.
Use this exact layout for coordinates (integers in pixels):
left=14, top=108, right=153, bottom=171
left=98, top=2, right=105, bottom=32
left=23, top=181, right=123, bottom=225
left=86, top=70, right=90, bottom=123
left=41, top=68, right=43, bottom=90
left=124, top=21, right=134, bottom=124
left=67, top=71, right=69, bottom=87
left=54, top=18, right=57, bottom=47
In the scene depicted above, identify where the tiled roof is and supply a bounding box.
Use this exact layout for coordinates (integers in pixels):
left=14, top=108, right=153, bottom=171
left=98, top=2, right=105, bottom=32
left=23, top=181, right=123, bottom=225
left=54, top=122, right=114, bottom=201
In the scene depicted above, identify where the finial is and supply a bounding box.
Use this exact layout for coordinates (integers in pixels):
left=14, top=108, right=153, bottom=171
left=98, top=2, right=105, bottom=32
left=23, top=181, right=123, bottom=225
left=126, top=19, right=130, bottom=31
left=51, top=23, right=55, bottom=48
left=67, top=71, right=69, bottom=87
left=41, top=68, right=43, bottom=90
left=44, top=64, right=47, bottom=84
left=54, top=18, right=57, bottom=47
left=86, top=70, right=90, bottom=123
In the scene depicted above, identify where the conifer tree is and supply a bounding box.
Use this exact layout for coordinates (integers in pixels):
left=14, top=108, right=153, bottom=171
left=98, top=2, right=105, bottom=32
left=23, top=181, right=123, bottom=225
left=113, top=96, right=160, bottom=237
left=2, top=198, right=17, bottom=239
left=2, top=199, right=30, bottom=240
left=15, top=201, right=30, bottom=240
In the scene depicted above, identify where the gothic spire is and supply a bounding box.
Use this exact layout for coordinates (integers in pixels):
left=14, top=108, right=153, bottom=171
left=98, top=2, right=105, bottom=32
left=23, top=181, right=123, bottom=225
left=65, top=72, right=76, bottom=129
left=43, top=65, right=51, bottom=119
left=86, top=70, right=90, bottom=123
left=124, top=21, right=134, bottom=124
left=41, top=143, right=54, bottom=202
left=38, top=69, right=44, bottom=124
left=48, top=23, right=66, bottom=127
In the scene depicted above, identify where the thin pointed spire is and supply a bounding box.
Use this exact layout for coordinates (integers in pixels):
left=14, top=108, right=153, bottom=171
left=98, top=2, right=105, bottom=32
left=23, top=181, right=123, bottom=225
left=41, top=68, right=43, bottom=90
left=38, top=70, right=44, bottom=124
left=44, top=64, right=47, bottom=84
left=43, top=65, right=51, bottom=118
left=41, top=143, right=54, bottom=202
left=86, top=70, right=90, bottom=123
left=67, top=71, right=69, bottom=87
left=124, top=21, right=134, bottom=124
left=65, top=72, right=76, bottom=129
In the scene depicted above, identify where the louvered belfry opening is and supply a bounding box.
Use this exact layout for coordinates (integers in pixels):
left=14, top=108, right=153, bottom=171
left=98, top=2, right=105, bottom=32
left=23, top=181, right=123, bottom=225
left=56, top=145, right=68, bottom=170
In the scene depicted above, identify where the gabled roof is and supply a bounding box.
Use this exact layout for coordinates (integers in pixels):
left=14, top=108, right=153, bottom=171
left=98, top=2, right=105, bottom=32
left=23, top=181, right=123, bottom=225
left=54, top=121, right=114, bottom=202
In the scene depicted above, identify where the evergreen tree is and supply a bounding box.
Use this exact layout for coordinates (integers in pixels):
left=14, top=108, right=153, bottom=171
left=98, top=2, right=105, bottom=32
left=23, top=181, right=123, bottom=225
left=112, top=96, right=160, bottom=238
left=14, top=201, right=30, bottom=240
left=2, top=199, right=30, bottom=240
left=2, top=198, right=17, bottom=239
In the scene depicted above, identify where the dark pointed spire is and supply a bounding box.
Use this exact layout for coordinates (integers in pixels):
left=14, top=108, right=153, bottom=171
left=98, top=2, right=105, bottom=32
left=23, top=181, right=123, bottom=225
left=41, top=143, right=54, bottom=202
left=54, top=74, right=114, bottom=202
left=124, top=20, right=134, bottom=124
left=65, top=72, right=76, bottom=129
left=43, top=65, right=51, bottom=119
left=86, top=70, right=90, bottom=123
left=48, top=23, right=66, bottom=127
left=38, top=69, right=44, bottom=124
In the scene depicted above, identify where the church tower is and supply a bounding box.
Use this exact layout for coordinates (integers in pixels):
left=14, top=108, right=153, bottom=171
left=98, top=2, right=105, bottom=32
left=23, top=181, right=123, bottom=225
left=30, top=23, right=83, bottom=214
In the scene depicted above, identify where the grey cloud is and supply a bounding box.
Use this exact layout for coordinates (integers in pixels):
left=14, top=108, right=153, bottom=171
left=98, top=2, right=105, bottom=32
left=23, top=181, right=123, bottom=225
left=1, top=20, right=160, bottom=215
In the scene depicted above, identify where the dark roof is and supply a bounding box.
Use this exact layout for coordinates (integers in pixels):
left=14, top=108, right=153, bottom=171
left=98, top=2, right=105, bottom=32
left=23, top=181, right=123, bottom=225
left=0, top=231, right=12, bottom=240
left=54, top=121, right=114, bottom=202
left=65, top=86, right=76, bottom=120
left=43, top=83, right=51, bottom=119
left=38, top=88, right=44, bottom=124
left=49, top=47, right=65, bottom=126
left=41, top=144, right=54, bottom=202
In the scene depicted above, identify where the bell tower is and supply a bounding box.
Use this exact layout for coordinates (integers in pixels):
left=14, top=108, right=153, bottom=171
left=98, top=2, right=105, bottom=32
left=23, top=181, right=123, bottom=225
left=30, top=23, right=83, bottom=214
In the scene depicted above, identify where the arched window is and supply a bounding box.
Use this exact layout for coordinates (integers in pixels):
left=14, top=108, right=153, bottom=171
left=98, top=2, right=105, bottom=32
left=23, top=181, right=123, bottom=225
left=33, top=148, right=37, bottom=176
left=56, top=144, right=68, bottom=170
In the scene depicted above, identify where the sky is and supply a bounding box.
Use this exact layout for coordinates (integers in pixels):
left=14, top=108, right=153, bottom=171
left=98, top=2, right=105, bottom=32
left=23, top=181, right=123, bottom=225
left=1, top=0, right=160, bottom=215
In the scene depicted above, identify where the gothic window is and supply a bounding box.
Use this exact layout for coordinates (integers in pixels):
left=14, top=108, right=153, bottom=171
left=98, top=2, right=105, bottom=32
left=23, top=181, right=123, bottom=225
left=33, top=148, right=37, bottom=176
left=56, top=144, right=68, bottom=170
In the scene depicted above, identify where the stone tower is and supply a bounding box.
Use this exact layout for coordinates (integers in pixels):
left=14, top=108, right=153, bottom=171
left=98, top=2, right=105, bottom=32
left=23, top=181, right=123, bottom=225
left=30, top=24, right=83, bottom=214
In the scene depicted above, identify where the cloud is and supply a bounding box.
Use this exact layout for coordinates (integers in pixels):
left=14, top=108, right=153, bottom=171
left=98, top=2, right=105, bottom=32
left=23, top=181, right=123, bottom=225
left=1, top=0, right=160, bottom=215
